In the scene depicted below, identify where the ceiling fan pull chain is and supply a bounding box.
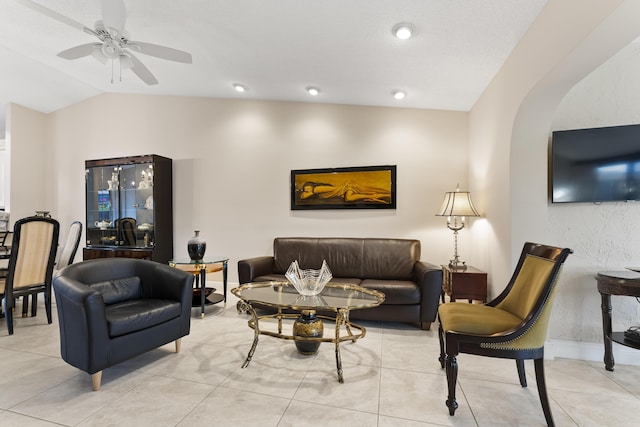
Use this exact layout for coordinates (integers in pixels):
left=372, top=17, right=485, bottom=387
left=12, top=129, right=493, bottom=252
left=110, top=59, right=114, bottom=84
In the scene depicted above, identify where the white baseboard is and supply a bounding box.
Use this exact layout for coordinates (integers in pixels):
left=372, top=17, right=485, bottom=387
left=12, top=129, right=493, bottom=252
left=546, top=339, right=640, bottom=366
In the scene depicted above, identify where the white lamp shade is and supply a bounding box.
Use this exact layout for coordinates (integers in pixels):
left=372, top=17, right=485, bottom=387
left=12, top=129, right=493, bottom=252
left=436, top=191, right=480, bottom=217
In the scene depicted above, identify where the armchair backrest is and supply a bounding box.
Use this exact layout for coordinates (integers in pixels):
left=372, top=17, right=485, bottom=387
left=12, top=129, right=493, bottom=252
left=89, top=276, right=142, bottom=305
left=485, top=242, right=572, bottom=350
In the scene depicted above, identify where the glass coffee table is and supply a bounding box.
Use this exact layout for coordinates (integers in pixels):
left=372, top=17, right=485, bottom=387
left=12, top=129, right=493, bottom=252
left=232, top=281, right=385, bottom=383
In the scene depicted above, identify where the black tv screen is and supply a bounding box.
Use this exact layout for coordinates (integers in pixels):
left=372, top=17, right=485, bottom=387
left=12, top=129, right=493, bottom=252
left=551, top=124, right=640, bottom=203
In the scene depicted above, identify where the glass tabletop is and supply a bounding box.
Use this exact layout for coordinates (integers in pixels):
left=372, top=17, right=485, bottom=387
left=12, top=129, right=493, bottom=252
left=232, top=281, right=385, bottom=311
left=169, top=256, right=229, bottom=266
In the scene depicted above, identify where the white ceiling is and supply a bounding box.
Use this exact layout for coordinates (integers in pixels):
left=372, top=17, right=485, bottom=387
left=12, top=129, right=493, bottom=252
left=0, top=0, right=548, bottom=137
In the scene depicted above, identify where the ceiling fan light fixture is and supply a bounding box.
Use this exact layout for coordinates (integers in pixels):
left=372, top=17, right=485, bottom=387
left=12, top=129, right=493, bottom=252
left=392, top=23, right=414, bottom=40
left=101, top=40, right=120, bottom=59
left=306, top=86, right=320, bottom=96
left=91, top=45, right=108, bottom=64
left=233, top=83, right=247, bottom=93
left=393, top=90, right=406, bottom=100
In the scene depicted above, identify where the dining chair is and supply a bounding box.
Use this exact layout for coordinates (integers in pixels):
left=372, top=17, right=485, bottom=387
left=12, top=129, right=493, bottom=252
left=437, top=242, right=572, bottom=427
left=55, top=221, right=83, bottom=271
left=0, top=216, right=59, bottom=334
left=116, top=217, right=137, bottom=246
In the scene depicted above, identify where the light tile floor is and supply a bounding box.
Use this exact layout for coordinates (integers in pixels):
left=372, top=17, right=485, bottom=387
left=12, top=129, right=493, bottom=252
left=1, top=293, right=639, bottom=426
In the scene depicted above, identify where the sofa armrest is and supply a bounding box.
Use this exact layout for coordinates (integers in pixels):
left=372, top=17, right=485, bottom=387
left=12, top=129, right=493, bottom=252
left=414, top=261, right=443, bottom=322
left=52, top=276, right=110, bottom=374
left=238, top=256, right=275, bottom=284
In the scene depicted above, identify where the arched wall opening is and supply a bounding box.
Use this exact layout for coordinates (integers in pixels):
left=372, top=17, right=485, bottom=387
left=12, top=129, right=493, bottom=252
left=507, top=0, right=640, bottom=361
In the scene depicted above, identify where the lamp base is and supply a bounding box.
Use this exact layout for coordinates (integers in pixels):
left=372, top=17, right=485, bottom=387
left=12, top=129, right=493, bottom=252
left=448, top=256, right=467, bottom=270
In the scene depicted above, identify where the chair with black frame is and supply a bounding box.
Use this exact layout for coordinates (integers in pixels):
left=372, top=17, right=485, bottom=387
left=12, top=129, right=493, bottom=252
left=0, top=216, right=59, bottom=334
left=437, top=242, right=572, bottom=427
left=55, top=221, right=83, bottom=271
left=116, top=217, right=137, bottom=246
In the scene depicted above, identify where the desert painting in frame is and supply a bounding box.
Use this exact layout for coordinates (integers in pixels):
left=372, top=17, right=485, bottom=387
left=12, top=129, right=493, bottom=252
left=291, top=165, right=396, bottom=210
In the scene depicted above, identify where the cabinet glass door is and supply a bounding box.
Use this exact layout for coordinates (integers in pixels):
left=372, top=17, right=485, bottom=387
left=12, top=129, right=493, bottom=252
left=118, top=162, right=155, bottom=248
left=85, top=165, right=120, bottom=247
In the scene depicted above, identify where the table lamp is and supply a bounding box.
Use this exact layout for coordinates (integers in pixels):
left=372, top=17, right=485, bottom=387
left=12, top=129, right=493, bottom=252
left=436, top=186, right=480, bottom=269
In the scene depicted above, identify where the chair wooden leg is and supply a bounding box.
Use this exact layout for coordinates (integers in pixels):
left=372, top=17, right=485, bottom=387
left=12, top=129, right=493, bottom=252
left=45, top=292, right=52, bottom=324
left=20, top=295, right=28, bottom=317
left=420, top=321, right=431, bottom=330
left=31, top=293, right=38, bottom=317
left=92, top=371, right=103, bottom=391
left=438, top=324, right=446, bottom=369
left=5, top=303, right=13, bottom=335
left=534, top=357, right=555, bottom=427
left=445, top=354, right=459, bottom=416
left=516, top=359, right=527, bottom=387
left=175, top=338, right=182, bottom=353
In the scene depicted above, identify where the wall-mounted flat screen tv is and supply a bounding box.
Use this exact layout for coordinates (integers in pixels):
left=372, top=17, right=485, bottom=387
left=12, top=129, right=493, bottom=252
left=551, top=124, right=640, bottom=203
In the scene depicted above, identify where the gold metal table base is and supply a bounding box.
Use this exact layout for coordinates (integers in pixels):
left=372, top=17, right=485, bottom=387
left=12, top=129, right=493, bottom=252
left=240, top=304, right=364, bottom=383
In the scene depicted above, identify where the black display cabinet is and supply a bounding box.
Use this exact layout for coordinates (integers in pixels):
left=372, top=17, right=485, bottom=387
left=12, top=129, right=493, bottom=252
left=83, top=154, right=173, bottom=264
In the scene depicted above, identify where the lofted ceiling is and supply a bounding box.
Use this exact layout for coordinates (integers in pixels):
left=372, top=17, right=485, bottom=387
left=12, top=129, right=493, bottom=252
left=0, top=0, right=548, bottom=137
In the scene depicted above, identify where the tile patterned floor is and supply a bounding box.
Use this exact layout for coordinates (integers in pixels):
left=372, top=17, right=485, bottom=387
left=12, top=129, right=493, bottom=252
left=1, top=293, right=639, bottom=426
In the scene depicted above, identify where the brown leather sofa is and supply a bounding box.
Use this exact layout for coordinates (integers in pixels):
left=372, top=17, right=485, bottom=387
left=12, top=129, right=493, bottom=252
left=238, top=237, right=442, bottom=329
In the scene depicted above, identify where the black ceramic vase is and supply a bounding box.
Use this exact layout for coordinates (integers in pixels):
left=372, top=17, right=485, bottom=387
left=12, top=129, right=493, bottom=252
left=292, top=310, right=324, bottom=355
left=187, top=230, right=206, bottom=261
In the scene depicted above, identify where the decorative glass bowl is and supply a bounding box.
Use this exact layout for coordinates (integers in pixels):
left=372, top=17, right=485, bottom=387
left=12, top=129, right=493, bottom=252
left=285, top=260, right=332, bottom=296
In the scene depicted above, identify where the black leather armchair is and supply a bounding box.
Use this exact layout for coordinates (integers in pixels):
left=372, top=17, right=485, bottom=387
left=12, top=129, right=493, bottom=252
left=53, top=258, right=193, bottom=390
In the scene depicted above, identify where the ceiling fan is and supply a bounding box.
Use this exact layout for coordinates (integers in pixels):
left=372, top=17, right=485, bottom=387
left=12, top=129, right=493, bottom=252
left=15, top=0, right=192, bottom=85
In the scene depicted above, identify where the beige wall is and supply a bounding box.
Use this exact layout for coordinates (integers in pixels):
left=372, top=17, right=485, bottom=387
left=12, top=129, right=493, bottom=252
left=469, top=0, right=640, bottom=363
left=6, top=103, right=48, bottom=222
left=34, top=95, right=469, bottom=282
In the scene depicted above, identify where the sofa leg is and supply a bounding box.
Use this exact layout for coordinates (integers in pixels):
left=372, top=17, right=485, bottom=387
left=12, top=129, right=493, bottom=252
left=420, top=322, right=431, bottom=330
left=92, top=371, right=102, bottom=391
left=175, top=338, right=182, bottom=353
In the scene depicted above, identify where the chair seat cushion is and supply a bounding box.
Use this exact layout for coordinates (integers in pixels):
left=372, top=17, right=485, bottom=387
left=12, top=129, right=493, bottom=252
left=439, top=303, right=523, bottom=335
left=105, top=299, right=181, bottom=338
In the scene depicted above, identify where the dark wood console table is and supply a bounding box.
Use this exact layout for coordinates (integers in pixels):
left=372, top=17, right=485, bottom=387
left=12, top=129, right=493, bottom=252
left=596, top=271, right=640, bottom=371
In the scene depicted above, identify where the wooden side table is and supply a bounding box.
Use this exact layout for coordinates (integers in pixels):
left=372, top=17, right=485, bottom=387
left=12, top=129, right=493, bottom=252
left=169, top=257, right=229, bottom=318
left=596, top=270, right=640, bottom=371
left=442, top=265, right=487, bottom=303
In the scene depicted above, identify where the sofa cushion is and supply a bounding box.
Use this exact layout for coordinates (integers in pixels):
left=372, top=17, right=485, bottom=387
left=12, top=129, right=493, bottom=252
left=360, top=279, right=420, bottom=304
left=105, top=299, right=181, bottom=337
left=89, top=276, right=142, bottom=305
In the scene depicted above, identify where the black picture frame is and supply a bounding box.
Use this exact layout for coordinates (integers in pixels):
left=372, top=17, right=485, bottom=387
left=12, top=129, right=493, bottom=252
left=291, top=165, right=397, bottom=210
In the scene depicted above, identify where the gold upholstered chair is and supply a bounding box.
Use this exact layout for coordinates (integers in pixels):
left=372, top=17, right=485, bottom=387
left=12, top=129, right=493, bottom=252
left=0, top=216, right=59, bottom=334
left=437, top=242, right=572, bottom=427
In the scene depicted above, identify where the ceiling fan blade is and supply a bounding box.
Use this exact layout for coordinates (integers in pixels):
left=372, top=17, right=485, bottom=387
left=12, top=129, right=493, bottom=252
left=57, top=43, right=101, bottom=60
left=119, top=54, right=134, bottom=70
left=101, top=0, right=126, bottom=36
left=128, top=53, right=158, bottom=85
left=127, top=41, right=193, bottom=64
left=14, top=0, right=94, bottom=35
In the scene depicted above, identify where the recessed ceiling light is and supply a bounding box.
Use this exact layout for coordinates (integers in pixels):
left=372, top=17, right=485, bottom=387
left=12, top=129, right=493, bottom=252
left=233, top=83, right=247, bottom=93
left=306, top=87, right=320, bottom=96
left=393, top=90, right=406, bottom=100
left=392, top=23, right=414, bottom=40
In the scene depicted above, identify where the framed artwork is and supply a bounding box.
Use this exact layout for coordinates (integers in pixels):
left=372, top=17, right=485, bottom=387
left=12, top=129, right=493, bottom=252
left=291, top=165, right=396, bottom=210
